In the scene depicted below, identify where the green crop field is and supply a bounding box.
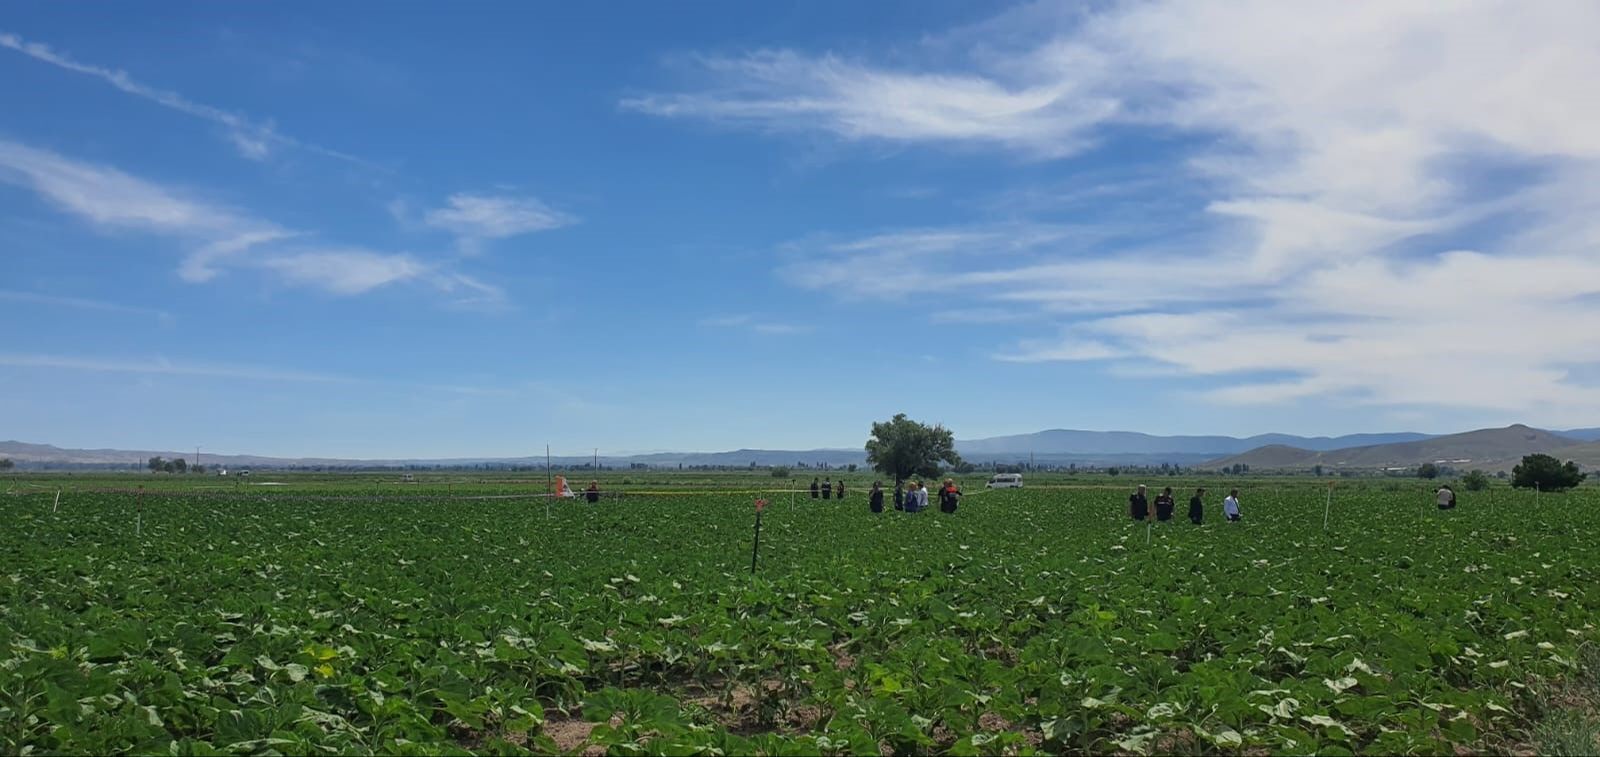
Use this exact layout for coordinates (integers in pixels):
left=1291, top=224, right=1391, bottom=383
left=2, top=474, right=1597, bottom=755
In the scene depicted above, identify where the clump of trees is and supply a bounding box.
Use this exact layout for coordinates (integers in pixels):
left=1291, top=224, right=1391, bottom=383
left=0, top=458, right=13, bottom=470
left=770, top=466, right=790, bottom=479
left=1461, top=470, right=1491, bottom=491
left=864, top=413, right=962, bottom=484
left=1416, top=463, right=1439, bottom=479
left=1511, top=454, right=1587, bottom=492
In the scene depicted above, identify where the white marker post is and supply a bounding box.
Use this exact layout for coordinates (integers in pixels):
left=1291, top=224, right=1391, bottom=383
left=53, top=488, right=61, bottom=514
left=135, top=486, right=144, bottom=537
left=1323, top=482, right=1333, bottom=531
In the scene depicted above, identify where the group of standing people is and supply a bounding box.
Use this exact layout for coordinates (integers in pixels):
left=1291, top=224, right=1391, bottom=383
left=863, top=479, right=961, bottom=514
left=1129, top=484, right=1242, bottom=524
left=809, top=477, right=846, bottom=500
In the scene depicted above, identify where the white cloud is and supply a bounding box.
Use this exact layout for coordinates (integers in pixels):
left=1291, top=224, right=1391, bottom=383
left=0, top=31, right=364, bottom=164
left=255, top=249, right=426, bottom=295
left=0, top=139, right=485, bottom=302
left=0, top=289, right=174, bottom=323
left=699, top=314, right=811, bottom=335
left=623, top=49, right=1117, bottom=157
left=0, top=352, right=354, bottom=383
left=685, top=2, right=1600, bottom=423
left=423, top=193, right=576, bottom=249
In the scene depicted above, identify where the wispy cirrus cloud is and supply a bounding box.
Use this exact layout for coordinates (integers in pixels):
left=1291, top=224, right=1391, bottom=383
left=658, top=2, right=1600, bottom=424
left=0, top=138, right=496, bottom=303
left=0, top=30, right=365, bottom=165
left=0, top=289, right=175, bottom=324
left=699, top=314, right=811, bottom=335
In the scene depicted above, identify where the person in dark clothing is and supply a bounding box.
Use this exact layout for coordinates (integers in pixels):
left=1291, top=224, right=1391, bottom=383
left=585, top=481, right=600, bottom=504
left=822, top=478, right=833, bottom=499
left=869, top=482, right=884, bottom=513
left=810, top=478, right=820, bottom=499
left=1154, top=486, right=1175, bottom=521
left=1129, top=484, right=1150, bottom=521
left=836, top=480, right=846, bottom=499
left=939, top=478, right=962, bottom=513
left=1189, top=487, right=1206, bottom=524
left=893, top=481, right=905, bottom=510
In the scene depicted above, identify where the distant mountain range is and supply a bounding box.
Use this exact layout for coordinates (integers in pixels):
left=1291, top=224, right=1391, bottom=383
left=5, top=425, right=1600, bottom=471
left=1206, top=425, right=1600, bottom=472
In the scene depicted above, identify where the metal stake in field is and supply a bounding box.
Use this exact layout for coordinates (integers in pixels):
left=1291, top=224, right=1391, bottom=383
left=545, top=444, right=553, bottom=520
left=53, top=488, right=61, bottom=514
left=1146, top=516, right=1152, bottom=544
left=1323, top=481, right=1334, bottom=530
left=135, top=485, right=144, bottom=537
left=751, top=498, right=767, bottom=573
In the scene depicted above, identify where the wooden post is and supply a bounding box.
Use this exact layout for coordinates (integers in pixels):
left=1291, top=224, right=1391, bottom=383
left=53, top=488, right=61, bottom=513
left=136, top=486, right=144, bottom=537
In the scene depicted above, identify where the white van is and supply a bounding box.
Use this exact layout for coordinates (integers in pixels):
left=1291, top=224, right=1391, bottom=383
left=986, top=473, right=1024, bottom=489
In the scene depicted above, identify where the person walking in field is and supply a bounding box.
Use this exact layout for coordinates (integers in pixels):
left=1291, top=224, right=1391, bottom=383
left=585, top=480, right=600, bottom=504
left=836, top=480, right=846, bottom=499
left=869, top=482, right=884, bottom=513
left=1223, top=488, right=1242, bottom=522
left=894, top=480, right=905, bottom=511
left=822, top=478, right=833, bottom=500
left=1189, top=487, right=1206, bottom=524
left=1155, top=486, right=1176, bottom=522
left=811, top=478, right=820, bottom=499
left=939, top=478, right=962, bottom=513
left=1436, top=484, right=1456, bottom=510
left=1129, top=484, right=1150, bottom=521
left=917, top=481, right=930, bottom=512
left=905, top=481, right=927, bottom=513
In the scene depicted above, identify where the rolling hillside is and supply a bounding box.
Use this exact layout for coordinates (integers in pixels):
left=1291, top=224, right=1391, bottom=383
left=1208, top=425, right=1580, bottom=472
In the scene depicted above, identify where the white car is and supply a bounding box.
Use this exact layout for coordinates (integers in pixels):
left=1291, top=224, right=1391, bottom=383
left=986, top=473, right=1024, bottom=489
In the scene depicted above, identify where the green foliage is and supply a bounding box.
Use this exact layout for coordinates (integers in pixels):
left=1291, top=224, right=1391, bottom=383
left=769, top=466, right=790, bottom=479
left=1417, top=463, right=1439, bottom=479
left=2, top=474, right=1598, bottom=754
left=1462, top=470, right=1491, bottom=491
left=0, top=457, right=12, bottom=470
left=864, top=413, right=961, bottom=483
left=147, top=456, right=164, bottom=473
left=1513, top=454, right=1587, bottom=492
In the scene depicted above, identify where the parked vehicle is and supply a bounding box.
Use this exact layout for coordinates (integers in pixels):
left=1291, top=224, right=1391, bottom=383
left=986, top=473, right=1024, bottom=489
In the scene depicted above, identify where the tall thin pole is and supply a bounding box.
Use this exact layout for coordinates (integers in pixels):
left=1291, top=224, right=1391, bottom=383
left=1323, top=484, right=1333, bottom=530
left=594, top=448, right=598, bottom=471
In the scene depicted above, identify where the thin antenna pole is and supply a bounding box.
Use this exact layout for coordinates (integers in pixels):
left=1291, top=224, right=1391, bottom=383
left=546, top=445, right=552, bottom=519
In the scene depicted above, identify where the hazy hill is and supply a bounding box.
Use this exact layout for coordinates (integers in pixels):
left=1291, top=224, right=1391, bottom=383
left=1208, top=425, right=1579, bottom=471
left=955, top=429, right=1434, bottom=456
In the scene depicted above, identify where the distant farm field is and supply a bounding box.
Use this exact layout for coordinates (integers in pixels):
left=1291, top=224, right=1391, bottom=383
left=2, top=474, right=1596, bottom=754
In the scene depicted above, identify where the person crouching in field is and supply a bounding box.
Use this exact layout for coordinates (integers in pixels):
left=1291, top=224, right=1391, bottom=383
left=869, top=482, right=884, bottom=513
left=1436, top=484, right=1456, bottom=510
left=939, top=478, right=962, bottom=513
left=585, top=481, right=600, bottom=503
left=1129, top=484, right=1150, bottom=521
left=1189, top=488, right=1206, bottom=524
left=1223, top=489, right=1242, bottom=522
left=1155, top=486, right=1175, bottom=521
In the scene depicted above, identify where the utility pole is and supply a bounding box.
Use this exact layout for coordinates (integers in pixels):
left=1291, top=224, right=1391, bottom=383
left=594, top=448, right=598, bottom=471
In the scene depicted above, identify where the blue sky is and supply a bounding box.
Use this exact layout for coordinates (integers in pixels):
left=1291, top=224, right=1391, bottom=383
left=4, top=2, right=1600, bottom=458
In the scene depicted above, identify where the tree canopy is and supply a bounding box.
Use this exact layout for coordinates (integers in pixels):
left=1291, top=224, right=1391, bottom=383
left=1416, top=462, right=1439, bottom=479
left=1461, top=470, right=1490, bottom=492
left=1511, top=454, right=1587, bottom=492
left=864, top=413, right=962, bottom=484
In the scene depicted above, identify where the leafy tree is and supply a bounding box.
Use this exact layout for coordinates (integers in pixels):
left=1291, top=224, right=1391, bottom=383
left=1107, top=467, right=1120, bottom=476
left=148, top=456, right=165, bottom=473
left=0, top=458, right=12, bottom=470
left=1462, top=470, right=1490, bottom=491
left=846, top=464, right=858, bottom=473
left=1511, top=454, right=1587, bottom=492
left=1312, top=464, right=1323, bottom=477
left=954, top=461, right=977, bottom=474
left=864, top=413, right=962, bottom=484
left=1417, top=463, right=1439, bottom=479
left=172, top=458, right=188, bottom=474
left=192, top=464, right=206, bottom=475
left=770, top=466, right=790, bottom=479
left=162, top=461, right=176, bottom=473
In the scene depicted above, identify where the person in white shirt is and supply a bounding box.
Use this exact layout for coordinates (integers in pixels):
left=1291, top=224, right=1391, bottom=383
left=1435, top=485, right=1456, bottom=510
left=1223, top=488, right=1242, bottom=522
